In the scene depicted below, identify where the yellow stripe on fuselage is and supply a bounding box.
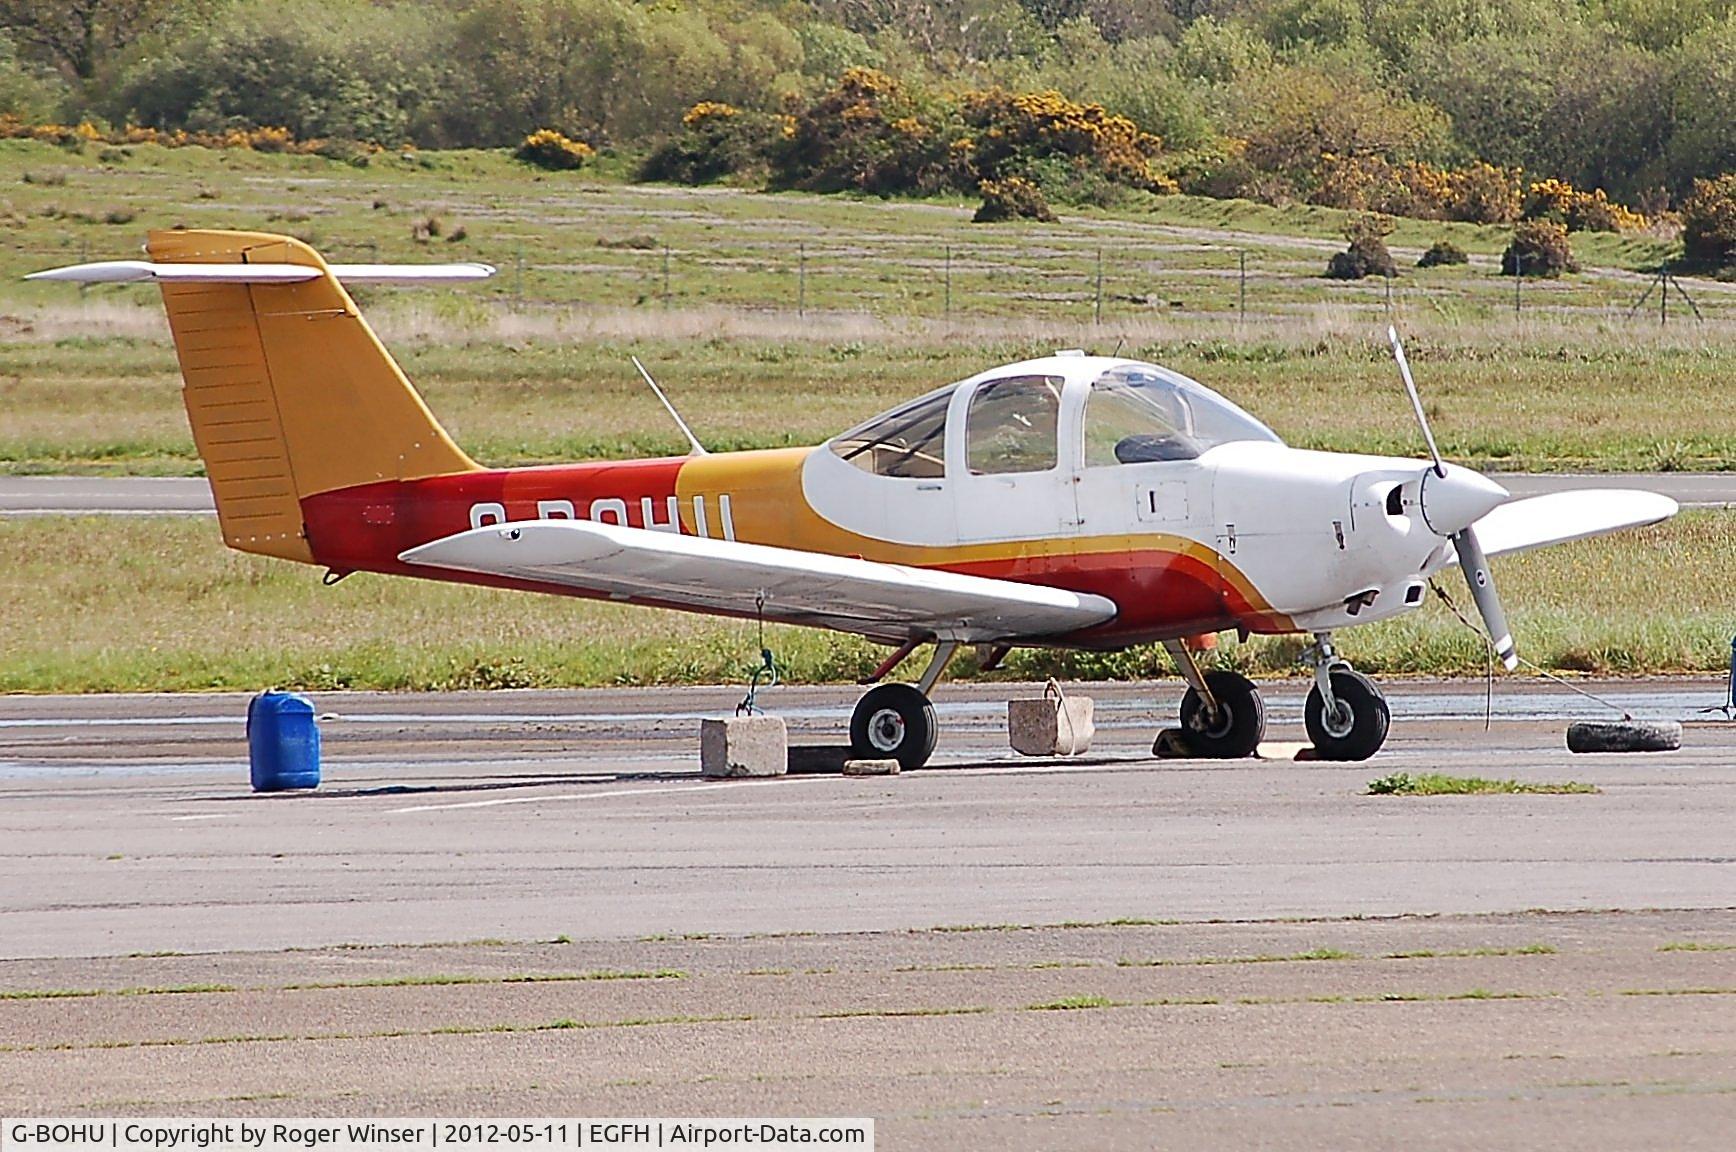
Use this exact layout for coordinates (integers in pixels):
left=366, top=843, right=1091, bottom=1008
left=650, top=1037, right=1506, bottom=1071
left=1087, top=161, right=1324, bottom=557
left=673, top=446, right=1288, bottom=626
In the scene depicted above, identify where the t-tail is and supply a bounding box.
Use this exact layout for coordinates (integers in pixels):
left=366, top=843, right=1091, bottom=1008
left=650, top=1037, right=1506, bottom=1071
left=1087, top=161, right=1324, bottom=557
left=27, top=230, right=491, bottom=561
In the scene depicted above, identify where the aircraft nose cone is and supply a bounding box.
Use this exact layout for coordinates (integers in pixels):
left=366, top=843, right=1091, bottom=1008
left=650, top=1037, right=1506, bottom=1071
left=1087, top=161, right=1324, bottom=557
left=1419, top=465, right=1509, bottom=536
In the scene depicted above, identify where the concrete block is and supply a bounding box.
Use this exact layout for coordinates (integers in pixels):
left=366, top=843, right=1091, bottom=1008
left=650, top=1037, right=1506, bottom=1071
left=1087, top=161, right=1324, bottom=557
left=843, top=758, right=900, bottom=776
left=1009, top=694, right=1095, bottom=756
left=700, top=715, right=788, bottom=778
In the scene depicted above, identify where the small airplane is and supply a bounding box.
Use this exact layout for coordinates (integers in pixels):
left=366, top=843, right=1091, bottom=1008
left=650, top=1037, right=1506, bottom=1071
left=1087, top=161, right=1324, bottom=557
left=30, top=230, right=1678, bottom=765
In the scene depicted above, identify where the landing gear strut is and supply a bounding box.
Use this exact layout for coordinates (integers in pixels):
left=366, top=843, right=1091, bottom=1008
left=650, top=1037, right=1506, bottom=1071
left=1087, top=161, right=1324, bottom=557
left=1303, top=632, right=1390, bottom=761
left=1162, top=639, right=1265, bottom=759
left=849, top=641, right=957, bottom=770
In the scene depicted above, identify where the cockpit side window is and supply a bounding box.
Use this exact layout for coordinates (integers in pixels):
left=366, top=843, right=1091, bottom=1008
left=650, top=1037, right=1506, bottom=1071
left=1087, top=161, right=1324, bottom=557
left=829, top=388, right=950, bottom=478
left=966, top=375, right=1062, bottom=475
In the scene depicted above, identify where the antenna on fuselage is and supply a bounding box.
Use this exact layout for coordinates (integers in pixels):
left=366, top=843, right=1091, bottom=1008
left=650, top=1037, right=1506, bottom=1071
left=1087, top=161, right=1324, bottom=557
left=631, top=356, right=707, bottom=456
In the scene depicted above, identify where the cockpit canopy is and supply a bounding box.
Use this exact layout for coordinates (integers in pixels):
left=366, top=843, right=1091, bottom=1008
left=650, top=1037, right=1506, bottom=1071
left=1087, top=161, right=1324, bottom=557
left=829, top=359, right=1279, bottom=478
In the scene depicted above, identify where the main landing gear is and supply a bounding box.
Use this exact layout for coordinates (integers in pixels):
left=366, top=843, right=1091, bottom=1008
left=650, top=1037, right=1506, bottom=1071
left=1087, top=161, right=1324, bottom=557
left=1162, top=639, right=1266, bottom=758
left=849, top=641, right=957, bottom=770
left=1302, top=632, right=1390, bottom=761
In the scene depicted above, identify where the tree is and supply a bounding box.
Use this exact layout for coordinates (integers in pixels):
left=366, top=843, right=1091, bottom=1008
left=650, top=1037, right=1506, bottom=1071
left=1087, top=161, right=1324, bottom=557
left=1233, top=63, right=1449, bottom=188
left=0, top=0, right=169, bottom=80
left=1666, top=17, right=1736, bottom=191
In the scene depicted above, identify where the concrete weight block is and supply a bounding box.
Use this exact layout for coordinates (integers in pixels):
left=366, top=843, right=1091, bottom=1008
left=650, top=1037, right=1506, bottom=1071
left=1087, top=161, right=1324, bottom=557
left=842, top=758, right=900, bottom=776
left=1009, top=695, right=1095, bottom=756
left=700, top=715, right=789, bottom=777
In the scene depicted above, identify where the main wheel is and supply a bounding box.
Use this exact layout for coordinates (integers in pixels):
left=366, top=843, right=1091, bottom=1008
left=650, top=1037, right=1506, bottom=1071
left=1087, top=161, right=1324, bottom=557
left=1178, top=670, right=1265, bottom=759
left=850, top=683, right=938, bottom=770
left=1305, top=667, right=1390, bottom=761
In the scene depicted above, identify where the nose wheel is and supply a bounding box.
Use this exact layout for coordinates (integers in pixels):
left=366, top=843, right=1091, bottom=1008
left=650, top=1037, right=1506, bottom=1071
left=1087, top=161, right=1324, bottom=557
left=1304, top=634, right=1390, bottom=760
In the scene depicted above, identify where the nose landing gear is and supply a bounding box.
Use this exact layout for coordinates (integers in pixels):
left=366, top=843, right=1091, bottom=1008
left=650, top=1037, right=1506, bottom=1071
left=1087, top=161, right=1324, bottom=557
left=1303, top=632, right=1390, bottom=761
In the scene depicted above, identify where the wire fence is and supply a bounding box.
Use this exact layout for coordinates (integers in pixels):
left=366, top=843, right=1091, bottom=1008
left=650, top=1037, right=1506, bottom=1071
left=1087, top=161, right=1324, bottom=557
left=5, top=231, right=1732, bottom=332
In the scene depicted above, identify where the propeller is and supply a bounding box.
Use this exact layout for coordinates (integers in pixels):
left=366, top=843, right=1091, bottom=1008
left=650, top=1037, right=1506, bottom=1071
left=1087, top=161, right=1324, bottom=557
left=1388, top=326, right=1518, bottom=670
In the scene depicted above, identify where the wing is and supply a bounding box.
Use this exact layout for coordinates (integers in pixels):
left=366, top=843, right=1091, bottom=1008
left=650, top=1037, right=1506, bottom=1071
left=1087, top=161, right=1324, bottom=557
left=399, top=519, right=1118, bottom=644
left=1451, top=489, right=1678, bottom=563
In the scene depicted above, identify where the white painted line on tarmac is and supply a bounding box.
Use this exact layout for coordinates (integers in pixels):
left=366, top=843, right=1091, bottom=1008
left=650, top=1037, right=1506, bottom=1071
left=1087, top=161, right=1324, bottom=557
left=391, top=777, right=822, bottom=813
left=392, top=760, right=1158, bottom=813
left=170, top=813, right=237, bottom=821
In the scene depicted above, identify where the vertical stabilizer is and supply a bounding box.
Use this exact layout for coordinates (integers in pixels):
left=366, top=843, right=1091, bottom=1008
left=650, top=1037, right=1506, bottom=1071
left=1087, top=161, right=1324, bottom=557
left=145, top=230, right=479, bottom=561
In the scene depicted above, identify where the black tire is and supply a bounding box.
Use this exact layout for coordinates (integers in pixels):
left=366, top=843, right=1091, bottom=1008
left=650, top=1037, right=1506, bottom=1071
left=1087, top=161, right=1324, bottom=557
left=1178, top=670, right=1265, bottom=759
left=1566, top=720, right=1681, bottom=754
left=850, top=683, right=937, bottom=770
left=1305, top=668, right=1390, bottom=761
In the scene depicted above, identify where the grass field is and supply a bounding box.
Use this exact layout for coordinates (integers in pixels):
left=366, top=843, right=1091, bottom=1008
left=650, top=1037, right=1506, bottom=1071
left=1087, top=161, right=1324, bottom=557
left=0, top=138, right=1733, bottom=475
left=2, top=511, right=1730, bottom=693
left=0, top=139, right=1731, bottom=690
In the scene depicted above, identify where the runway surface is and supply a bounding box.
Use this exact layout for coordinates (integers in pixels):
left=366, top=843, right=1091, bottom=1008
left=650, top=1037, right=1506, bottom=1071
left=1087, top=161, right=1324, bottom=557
left=1, top=472, right=1733, bottom=514
left=3, top=680, right=1735, bottom=1142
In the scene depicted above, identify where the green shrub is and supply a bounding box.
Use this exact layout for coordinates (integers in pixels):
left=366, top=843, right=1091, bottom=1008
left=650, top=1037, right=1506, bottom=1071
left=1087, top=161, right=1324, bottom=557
left=957, top=88, right=1172, bottom=194
left=1441, top=162, right=1521, bottom=224
left=514, top=128, right=594, bottom=171
left=1167, top=138, right=1265, bottom=201
left=973, top=177, right=1057, bottom=223
left=1681, top=174, right=1736, bottom=269
left=640, top=102, right=781, bottom=184
left=772, top=67, right=957, bottom=196
left=1502, top=219, right=1576, bottom=276
left=1522, top=178, right=1646, bottom=233
left=1324, top=214, right=1397, bottom=279
left=1417, top=239, right=1469, bottom=268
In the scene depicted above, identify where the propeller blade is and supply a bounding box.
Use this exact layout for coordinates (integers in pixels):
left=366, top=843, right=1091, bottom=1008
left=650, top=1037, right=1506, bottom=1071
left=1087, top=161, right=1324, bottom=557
left=1388, top=325, right=1445, bottom=478
left=1451, top=526, right=1518, bottom=671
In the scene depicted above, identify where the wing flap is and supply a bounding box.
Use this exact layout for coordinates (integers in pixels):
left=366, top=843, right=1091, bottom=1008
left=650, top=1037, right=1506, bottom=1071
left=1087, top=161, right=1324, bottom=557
left=1455, top=489, right=1678, bottom=562
left=399, top=519, right=1118, bottom=643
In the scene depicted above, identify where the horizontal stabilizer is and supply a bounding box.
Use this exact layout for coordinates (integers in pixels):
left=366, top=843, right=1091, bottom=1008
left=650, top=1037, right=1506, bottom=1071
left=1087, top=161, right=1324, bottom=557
left=25, top=260, right=496, bottom=285
left=1452, top=489, right=1678, bottom=563
left=401, top=518, right=1119, bottom=644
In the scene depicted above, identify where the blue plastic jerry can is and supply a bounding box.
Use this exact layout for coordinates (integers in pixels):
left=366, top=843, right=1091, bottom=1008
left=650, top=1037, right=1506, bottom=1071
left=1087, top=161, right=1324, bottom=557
left=247, top=691, right=321, bottom=792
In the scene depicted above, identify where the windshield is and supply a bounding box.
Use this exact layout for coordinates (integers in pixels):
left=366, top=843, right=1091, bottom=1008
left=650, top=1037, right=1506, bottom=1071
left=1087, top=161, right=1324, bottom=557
left=829, top=386, right=950, bottom=478
left=1083, top=363, right=1280, bottom=465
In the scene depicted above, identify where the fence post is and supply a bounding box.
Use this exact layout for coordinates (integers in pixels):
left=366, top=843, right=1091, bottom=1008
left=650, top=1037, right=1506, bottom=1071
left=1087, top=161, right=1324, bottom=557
left=514, top=245, right=524, bottom=306
left=1237, top=250, right=1246, bottom=320
left=944, top=245, right=952, bottom=319
left=1094, top=247, right=1103, bottom=325
left=798, top=242, right=806, bottom=318
left=662, top=245, right=671, bottom=310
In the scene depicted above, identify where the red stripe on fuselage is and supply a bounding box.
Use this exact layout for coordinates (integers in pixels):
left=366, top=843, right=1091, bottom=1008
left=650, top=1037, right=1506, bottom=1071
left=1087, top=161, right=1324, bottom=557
left=302, top=459, right=687, bottom=573
left=300, top=465, right=1240, bottom=648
